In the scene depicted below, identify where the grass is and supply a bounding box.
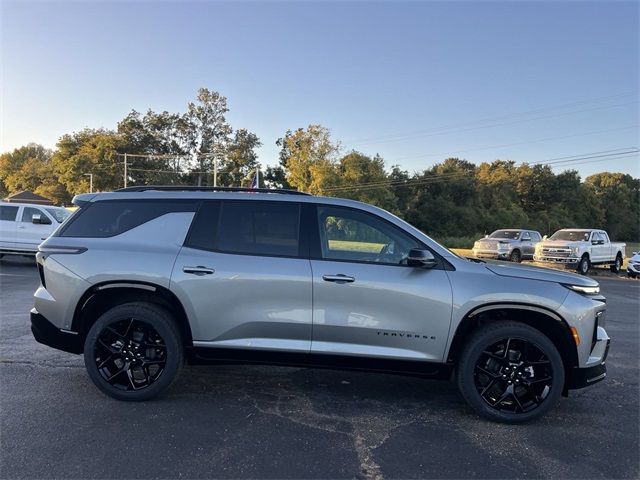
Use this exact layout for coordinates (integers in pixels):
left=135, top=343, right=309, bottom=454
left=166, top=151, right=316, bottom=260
left=328, top=240, right=385, bottom=253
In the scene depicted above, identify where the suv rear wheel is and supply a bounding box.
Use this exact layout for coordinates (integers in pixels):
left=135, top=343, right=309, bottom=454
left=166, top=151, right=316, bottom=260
left=457, top=321, right=564, bottom=423
left=83, top=302, right=183, bottom=401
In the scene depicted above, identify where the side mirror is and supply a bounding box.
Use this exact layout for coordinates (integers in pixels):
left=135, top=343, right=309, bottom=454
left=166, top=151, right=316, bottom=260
left=543, top=235, right=548, bottom=240
left=407, top=248, right=437, bottom=269
left=32, top=214, right=51, bottom=225
left=484, top=234, right=489, bottom=238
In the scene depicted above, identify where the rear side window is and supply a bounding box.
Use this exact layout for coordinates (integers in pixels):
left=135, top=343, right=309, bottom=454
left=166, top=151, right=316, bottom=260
left=59, top=200, right=197, bottom=238
left=21, top=207, right=50, bottom=224
left=186, top=201, right=301, bottom=257
left=0, top=206, right=18, bottom=221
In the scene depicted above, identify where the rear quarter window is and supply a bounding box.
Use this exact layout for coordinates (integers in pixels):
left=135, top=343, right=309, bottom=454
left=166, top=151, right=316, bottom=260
left=0, top=205, right=19, bottom=221
left=58, top=200, right=198, bottom=238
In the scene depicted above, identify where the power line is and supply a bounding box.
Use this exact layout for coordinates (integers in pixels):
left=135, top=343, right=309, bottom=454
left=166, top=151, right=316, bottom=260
left=351, top=101, right=639, bottom=147
left=346, top=92, right=638, bottom=145
left=390, top=125, right=638, bottom=162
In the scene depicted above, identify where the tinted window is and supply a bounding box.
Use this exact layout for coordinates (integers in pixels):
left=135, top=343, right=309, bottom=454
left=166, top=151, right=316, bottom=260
left=216, top=201, right=300, bottom=257
left=59, top=201, right=197, bottom=238
left=21, top=207, right=50, bottom=224
left=317, top=206, right=422, bottom=265
left=186, top=202, right=220, bottom=251
left=0, top=206, right=18, bottom=221
left=45, top=208, right=71, bottom=223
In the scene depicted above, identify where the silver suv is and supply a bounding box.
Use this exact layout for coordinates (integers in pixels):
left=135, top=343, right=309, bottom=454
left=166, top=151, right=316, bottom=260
left=31, top=187, right=610, bottom=423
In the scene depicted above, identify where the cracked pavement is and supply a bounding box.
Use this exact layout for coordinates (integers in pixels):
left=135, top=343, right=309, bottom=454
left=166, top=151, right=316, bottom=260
left=1, top=256, right=638, bottom=479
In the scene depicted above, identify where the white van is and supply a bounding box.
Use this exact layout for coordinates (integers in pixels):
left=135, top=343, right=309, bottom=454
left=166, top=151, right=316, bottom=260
left=0, top=202, right=71, bottom=256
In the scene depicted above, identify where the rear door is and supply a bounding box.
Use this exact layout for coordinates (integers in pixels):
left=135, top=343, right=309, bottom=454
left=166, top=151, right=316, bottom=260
left=309, top=204, right=453, bottom=362
left=17, top=206, right=53, bottom=251
left=0, top=205, right=19, bottom=249
left=171, top=200, right=313, bottom=353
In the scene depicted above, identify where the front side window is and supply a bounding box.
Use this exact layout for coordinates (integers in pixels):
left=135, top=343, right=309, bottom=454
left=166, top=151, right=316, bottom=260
left=521, top=232, right=532, bottom=241
left=0, top=205, right=19, bottom=221
left=21, top=207, right=50, bottom=224
left=45, top=208, right=71, bottom=223
left=215, top=201, right=301, bottom=257
left=316, top=206, right=422, bottom=265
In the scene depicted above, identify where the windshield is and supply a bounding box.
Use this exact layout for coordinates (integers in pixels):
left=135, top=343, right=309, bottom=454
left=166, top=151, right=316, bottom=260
left=549, top=230, right=591, bottom=242
left=488, top=230, right=520, bottom=240
left=45, top=208, right=72, bottom=223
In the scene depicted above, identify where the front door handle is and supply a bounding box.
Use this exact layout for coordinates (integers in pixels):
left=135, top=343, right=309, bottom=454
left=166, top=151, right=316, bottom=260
left=182, top=266, right=215, bottom=276
left=322, top=274, right=355, bottom=283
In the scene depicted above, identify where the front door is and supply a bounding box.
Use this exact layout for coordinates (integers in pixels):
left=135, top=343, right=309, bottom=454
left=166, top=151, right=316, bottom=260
left=171, top=200, right=313, bottom=353
left=17, top=206, right=53, bottom=250
left=309, top=205, right=453, bottom=362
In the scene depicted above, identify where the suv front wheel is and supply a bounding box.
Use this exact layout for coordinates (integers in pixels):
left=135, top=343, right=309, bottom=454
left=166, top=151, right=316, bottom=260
left=457, top=321, right=564, bottom=423
left=83, top=302, right=183, bottom=401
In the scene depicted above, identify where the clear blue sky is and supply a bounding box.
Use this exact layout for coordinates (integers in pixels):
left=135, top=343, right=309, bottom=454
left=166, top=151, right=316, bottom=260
left=2, top=0, right=638, bottom=178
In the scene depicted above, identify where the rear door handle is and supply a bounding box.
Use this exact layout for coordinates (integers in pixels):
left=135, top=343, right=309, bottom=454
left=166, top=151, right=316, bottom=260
left=322, top=274, right=355, bottom=283
left=182, top=266, right=215, bottom=275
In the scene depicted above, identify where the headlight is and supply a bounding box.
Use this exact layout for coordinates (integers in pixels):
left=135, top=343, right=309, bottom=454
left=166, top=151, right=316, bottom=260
left=572, top=246, right=580, bottom=254
left=498, top=241, right=509, bottom=249
left=564, top=284, right=600, bottom=295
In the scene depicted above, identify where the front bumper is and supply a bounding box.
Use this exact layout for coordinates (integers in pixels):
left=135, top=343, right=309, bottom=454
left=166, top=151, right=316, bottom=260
left=627, top=263, right=640, bottom=274
left=566, top=326, right=610, bottom=389
left=30, top=308, right=82, bottom=354
left=472, top=248, right=510, bottom=260
left=533, top=255, right=579, bottom=266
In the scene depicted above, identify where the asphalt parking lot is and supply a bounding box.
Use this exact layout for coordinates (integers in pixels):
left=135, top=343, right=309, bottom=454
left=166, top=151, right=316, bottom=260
left=1, top=256, right=638, bottom=479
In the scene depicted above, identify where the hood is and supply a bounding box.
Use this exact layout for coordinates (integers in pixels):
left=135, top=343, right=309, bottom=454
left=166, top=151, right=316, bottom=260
left=538, top=240, right=582, bottom=248
left=485, top=262, right=598, bottom=287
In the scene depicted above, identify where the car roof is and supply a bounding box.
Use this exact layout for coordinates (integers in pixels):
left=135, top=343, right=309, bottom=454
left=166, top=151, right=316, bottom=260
left=0, top=201, right=64, bottom=209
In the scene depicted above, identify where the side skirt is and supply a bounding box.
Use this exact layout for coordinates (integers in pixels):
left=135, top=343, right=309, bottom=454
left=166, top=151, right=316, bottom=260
left=188, top=347, right=453, bottom=380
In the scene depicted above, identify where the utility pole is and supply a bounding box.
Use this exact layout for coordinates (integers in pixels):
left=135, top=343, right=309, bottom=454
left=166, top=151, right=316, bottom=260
left=83, top=173, right=93, bottom=193
left=123, top=153, right=128, bottom=188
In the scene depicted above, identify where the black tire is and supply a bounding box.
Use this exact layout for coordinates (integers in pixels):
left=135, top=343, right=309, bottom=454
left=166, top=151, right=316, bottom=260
left=457, top=321, right=565, bottom=423
left=509, top=249, right=522, bottom=263
left=577, top=254, right=590, bottom=275
left=84, top=302, right=183, bottom=401
left=610, top=255, right=622, bottom=273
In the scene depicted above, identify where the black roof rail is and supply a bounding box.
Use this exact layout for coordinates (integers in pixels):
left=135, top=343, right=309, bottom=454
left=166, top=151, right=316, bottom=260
left=115, top=185, right=311, bottom=196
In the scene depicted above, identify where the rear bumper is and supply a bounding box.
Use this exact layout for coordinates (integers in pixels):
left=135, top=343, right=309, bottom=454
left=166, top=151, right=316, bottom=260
left=30, top=308, right=82, bottom=354
left=566, top=326, right=610, bottom=390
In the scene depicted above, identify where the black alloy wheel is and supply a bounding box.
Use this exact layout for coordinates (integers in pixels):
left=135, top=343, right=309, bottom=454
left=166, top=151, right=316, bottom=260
left=474, top=337, right=553, bottom=414
left=84, top=302, right=183, bottom=401
left=457, top=321, right=564, bottom=423
left=94, top=318, right=167, bottom=391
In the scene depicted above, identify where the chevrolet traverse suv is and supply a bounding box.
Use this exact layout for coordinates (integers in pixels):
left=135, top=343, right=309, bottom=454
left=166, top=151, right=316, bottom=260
left=31, top=187, right=610, bottom=423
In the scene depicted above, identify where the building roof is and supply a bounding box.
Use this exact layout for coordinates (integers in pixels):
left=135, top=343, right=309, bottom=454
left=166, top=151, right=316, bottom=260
left=3, top=191, right=54, bottom=205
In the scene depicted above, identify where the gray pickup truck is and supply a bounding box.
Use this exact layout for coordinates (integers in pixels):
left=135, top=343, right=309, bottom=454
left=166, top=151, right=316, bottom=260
left=472, top=229, right=543, bottom=263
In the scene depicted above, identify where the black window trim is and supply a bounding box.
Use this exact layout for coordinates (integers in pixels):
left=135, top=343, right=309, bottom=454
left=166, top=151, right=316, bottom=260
left=184, top=199, right=307, bottom=260
left=308, top=203, right=448, bottom=270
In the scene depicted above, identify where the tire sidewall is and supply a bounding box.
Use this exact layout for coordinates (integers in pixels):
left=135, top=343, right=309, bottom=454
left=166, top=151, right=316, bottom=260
left=457, top=322, right=565, bottom=423
left=510, top=250, right=521, bottom=263
left=84, top=303, right=183, bottom=401
left=578, top=255, right=589, bottom=275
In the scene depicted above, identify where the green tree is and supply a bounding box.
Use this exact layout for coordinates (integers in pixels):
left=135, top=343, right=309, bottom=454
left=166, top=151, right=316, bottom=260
left=336, top=151, right=396, bottom=211
left=277, top=125, right=340, bottom=194
left=219, top=129, right=262, bottom=187
left=0, top=144, right=70, bottom=205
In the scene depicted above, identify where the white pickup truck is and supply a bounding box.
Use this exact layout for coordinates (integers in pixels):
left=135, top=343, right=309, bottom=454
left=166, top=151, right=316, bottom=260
left=533, top=228, right=626, bottom=274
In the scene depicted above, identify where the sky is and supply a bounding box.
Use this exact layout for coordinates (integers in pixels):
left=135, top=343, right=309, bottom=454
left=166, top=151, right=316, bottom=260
left=1, top=0, right=639, bottom=178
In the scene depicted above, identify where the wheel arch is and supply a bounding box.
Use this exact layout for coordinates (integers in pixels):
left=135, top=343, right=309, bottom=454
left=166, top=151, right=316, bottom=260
left=447, top=303, right=579, bottom=377
left=71, top=281, right=193, bottom=348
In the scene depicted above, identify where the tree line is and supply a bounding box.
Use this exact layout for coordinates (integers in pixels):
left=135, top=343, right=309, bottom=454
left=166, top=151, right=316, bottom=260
left=1, top=88, right=638, bottom=243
